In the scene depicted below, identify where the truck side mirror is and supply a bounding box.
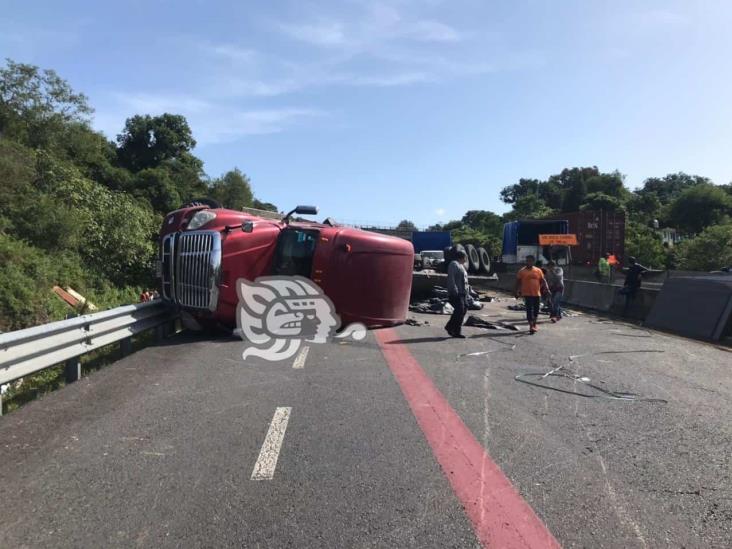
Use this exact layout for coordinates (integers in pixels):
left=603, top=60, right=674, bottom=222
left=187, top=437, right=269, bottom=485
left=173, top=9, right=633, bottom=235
left=295, top=205, right=318, bottom=215
left=283, top=205, right=318, bottom=223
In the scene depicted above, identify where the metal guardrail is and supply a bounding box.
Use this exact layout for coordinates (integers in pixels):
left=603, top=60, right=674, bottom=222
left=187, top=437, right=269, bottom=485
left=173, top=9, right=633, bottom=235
left=0, top=301, right=177, bottom=413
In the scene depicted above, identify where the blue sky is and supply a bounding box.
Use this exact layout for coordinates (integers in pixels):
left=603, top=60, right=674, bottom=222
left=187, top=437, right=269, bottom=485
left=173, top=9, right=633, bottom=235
left=3, top=0, right=732, bottom=227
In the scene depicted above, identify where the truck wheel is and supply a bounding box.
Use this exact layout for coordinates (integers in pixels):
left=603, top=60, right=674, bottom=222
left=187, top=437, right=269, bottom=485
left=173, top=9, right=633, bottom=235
left=478, top=247, right=491, bottom=274
left=465, top=244, right=480, bottom=274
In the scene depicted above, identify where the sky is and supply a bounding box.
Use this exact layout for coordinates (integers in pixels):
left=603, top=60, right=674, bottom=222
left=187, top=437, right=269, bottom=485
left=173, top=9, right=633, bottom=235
left=2, top=0, right=732, bottom=228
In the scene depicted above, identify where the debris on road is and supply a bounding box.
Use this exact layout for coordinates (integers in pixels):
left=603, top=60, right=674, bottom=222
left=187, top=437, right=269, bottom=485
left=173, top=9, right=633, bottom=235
left=405, top=317, right=429, bottom=327
left=514, top=371, right=668, bottom=403
left=464, top=315, right=499, bottom=329
left=457, top=345, right=516, bottom=358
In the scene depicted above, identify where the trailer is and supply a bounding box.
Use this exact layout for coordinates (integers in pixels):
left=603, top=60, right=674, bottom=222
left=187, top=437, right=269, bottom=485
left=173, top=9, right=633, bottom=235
left=544, top=210, right=625, bottom=265
left=501, top=219, right=570, bottom=265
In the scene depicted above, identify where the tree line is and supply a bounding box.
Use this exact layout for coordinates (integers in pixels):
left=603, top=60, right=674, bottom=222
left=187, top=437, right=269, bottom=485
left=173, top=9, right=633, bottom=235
left=0, top=59, right=276, bottom=330
left=417, top=166, right=732, bottom=271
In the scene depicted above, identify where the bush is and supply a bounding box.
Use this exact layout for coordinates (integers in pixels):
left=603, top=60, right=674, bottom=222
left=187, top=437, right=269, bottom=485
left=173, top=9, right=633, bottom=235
left=674, top=224, right=732, bottom=271
left=0, top=235, right=85, bottom=330
left=624, top=222, right=668, bottom=269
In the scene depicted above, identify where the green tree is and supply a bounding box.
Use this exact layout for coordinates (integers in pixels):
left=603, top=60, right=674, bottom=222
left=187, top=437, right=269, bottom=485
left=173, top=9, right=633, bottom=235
left=116, top=113, right=197, bottom=172
left=674, top=224, right=732, bottom=271
left=667, top=184, right=732, bottom=234
left=252, top=199, right=279, bottom=212
left=210, top=168, right=254, bottom=210
left=624, top=221, right=668, bottom=269
left=503, top=194, right=552, bottom=221
left=580, top=192, right=624, bottom=211
left=461, top=210, right=503, bottom=235
left=396, top=219, right=418, bottom=231
left=0, top=59, right=93, bottom=149
left=627, top=191, right=661, bottom=223
left=639, top=173, right=711, bottom=205
left=561, top=176, right=588, bottom=212
left=500, top=178, right=541, bottom=204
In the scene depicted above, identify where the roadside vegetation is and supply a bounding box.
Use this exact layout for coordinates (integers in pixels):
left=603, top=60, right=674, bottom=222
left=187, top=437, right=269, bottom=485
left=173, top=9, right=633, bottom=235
left=425, top=168, right=732, bottom=270
left=0, top=59, right=277, bottom=331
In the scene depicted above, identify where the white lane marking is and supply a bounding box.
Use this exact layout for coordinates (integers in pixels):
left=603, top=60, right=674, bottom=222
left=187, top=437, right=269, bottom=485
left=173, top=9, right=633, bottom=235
left=292, top=346, right=310, bottom=369
left=251, top=407, right=291, bottom=480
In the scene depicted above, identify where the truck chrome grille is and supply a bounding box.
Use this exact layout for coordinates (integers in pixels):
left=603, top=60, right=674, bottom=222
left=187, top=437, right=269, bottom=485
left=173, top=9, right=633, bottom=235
left=160, top=231, right=221, bottom=311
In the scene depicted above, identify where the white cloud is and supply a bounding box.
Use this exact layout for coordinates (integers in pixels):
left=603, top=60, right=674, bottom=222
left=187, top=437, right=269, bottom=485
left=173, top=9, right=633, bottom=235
left=278, top=20, right=346, bottom=46
left=407, top=20, right=461, bottom=43
left=205, top=43, right=258, bottom=62
left=435, top=208, right=446, bottom=217
left=95, top=92, right=324, bottom=144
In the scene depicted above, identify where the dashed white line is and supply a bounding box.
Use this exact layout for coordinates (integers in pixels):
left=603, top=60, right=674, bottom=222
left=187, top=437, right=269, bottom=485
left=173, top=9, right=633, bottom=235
left=292, top=346, right=310, bottom=369
left=251, top=407, right=291, bottom=481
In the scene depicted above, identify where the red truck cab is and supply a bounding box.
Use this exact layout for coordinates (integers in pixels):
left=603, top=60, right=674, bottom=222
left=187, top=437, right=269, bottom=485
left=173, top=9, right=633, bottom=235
left=158, top=205, right=413, bottom=328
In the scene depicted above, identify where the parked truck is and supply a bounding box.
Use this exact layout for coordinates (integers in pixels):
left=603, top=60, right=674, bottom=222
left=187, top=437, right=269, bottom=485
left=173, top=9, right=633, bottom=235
left=501, top=210, right=626, bottom=266
left=501, top=219, right=571, bottom=265
left=157, top=202, right=414, bottom=329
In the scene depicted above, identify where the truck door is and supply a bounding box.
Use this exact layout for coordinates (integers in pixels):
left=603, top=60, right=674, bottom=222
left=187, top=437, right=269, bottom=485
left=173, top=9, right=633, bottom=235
left=272, top=228, right=320, bottom=278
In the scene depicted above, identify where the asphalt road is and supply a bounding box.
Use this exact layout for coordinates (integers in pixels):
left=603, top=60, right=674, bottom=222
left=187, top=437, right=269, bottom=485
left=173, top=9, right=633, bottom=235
left=1, top=299, right=731, bottom=548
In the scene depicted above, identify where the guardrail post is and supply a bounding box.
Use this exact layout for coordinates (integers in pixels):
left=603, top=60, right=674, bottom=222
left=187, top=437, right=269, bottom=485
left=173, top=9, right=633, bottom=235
left=120, top=337, right=132, bottom=357
left=65, top=358, right=81, bottom=383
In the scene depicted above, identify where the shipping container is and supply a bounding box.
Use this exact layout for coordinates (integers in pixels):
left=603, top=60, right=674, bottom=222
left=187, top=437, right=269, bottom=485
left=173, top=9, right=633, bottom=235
left=544, top=210, right=625, bottom=266
left=411, top=231, right=452, bottom=253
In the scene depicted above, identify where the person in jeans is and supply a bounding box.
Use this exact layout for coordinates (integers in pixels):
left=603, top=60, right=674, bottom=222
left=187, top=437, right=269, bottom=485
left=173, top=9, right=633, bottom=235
left=515, top=255, right=548, bottom=334
left=445, top=250, right=470, bottom=338
left=545, top=260, right=564, bottom=322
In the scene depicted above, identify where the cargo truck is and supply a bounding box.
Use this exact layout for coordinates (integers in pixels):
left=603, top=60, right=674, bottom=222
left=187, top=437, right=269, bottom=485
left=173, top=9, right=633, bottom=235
left=501, top=210, right=625, bottom=266
left=157, top=203, right=414, bottom=330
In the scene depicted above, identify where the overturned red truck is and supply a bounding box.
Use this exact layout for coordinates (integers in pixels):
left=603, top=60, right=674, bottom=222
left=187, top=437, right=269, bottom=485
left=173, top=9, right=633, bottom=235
left=157, top=202, right=414, bottom=329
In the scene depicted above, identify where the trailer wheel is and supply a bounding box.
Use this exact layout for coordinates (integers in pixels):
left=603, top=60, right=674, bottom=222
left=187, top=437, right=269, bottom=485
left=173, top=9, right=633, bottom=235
left=464, top=244, right=480, bottom=274
left=478, top=247, right=491, bottom=274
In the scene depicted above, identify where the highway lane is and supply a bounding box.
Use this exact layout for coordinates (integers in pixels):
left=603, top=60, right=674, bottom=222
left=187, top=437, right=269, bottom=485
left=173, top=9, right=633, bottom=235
left=0, top=300, right=731, bottom=548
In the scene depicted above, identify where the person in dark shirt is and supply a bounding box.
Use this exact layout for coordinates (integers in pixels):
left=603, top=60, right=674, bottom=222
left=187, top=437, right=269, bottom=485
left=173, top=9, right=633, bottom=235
left=445, top=250, right=470, bottom=338
left=621, top=256, right=648, bottom=314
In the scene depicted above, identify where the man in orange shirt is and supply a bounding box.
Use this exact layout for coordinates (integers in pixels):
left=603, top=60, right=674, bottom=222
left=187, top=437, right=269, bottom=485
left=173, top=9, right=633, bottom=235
left=607, top=252, right=619, bottom=281
left=514, top=255, right=549, bottom=334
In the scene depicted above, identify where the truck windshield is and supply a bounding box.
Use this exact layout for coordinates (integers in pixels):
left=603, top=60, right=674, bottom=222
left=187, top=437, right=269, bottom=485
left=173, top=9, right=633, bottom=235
left=272, top=228, right=319, bottom=277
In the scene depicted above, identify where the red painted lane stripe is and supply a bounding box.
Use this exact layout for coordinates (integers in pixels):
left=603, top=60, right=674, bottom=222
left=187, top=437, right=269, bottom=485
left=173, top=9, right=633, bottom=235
left=375, top=328, right=560, bottom=549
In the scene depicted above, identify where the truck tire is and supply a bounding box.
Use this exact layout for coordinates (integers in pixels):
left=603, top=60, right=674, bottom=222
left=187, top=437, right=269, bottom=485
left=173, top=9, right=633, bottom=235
left=465, top=244, right=480, bottom=274
left=478, top=247, right=491, bottom=274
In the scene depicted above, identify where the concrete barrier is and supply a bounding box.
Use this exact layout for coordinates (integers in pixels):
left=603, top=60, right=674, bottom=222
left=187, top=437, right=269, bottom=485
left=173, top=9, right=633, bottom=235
left=491, top=273, right=659, bottom=320
left=417, top=266, right=660, bottom=320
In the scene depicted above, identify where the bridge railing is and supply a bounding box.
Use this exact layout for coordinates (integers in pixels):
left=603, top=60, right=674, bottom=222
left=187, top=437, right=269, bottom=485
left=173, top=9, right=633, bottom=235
left=0, top=301, right=177, bottom=414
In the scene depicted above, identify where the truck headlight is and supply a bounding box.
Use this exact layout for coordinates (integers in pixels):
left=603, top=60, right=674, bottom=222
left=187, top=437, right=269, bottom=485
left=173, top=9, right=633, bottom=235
left=187, top=210, right=217, bottom=230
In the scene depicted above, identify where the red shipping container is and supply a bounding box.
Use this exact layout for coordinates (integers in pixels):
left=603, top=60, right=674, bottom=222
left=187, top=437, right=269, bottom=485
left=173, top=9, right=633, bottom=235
left=544, top=210, right=625, bottom=266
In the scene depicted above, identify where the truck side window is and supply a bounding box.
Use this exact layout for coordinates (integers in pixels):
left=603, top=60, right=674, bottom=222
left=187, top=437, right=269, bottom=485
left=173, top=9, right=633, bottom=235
left=272, top=229, right=318, bottom=277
